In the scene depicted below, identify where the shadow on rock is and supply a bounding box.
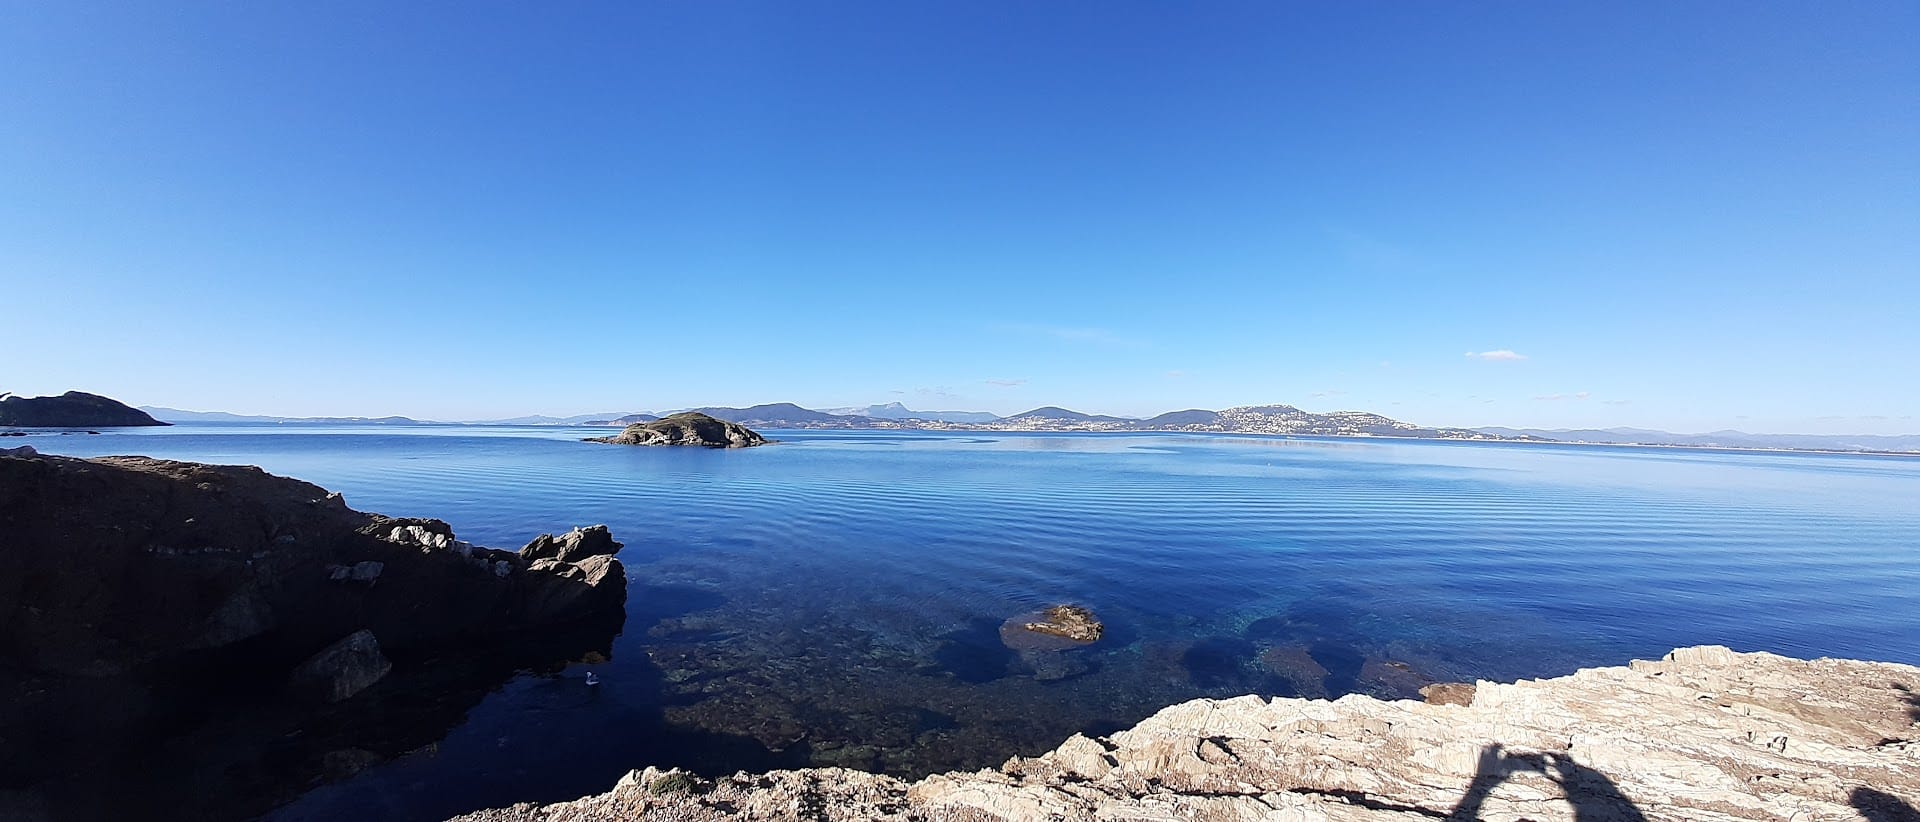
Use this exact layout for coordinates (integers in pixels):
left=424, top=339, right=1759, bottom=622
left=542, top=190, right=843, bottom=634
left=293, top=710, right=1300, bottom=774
left=1897, top=682, right=1920, bottom=723
left=1449, top=744, right=1645, bottom=821
left=1854, top=787, right=1920, bottom=822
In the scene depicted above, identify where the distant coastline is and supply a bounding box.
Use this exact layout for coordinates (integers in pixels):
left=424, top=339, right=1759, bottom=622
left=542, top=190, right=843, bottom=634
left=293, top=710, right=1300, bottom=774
left=120, top=401, right=1920, bottom=458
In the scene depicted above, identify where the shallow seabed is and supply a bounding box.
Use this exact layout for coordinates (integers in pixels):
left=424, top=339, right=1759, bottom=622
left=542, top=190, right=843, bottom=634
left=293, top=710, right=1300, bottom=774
left=19, top=425, right=1920, bottom=821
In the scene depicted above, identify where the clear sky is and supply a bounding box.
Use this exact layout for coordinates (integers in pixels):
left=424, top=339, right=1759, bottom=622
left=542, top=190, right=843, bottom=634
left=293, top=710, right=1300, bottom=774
left=2, top=3, right=1915, bottom=433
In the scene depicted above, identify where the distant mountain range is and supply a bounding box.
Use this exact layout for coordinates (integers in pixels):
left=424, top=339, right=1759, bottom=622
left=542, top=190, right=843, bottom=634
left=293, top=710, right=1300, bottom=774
left=820, top=402, right=1001, bottom=424
left=465, top=412, right=630, bottom=426
left=613, top=402, right=1515, bottom=441
left=1475, top=426, right=1920, bottom=454
left=141, top=407, right=433, bottom=425
left=140, top=407, right=629, bottom=426
left=125, top=402, right=1919, bottom=455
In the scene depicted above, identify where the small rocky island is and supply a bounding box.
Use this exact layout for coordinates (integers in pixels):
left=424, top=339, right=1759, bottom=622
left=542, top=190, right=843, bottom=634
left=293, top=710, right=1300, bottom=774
left=1020, top=604, right=1103, bottom=642
left=585, top=411, right=767, bottom=447
left=0, top=450, right=631, bottom=819
left=0, top=390, right=167, bottom=427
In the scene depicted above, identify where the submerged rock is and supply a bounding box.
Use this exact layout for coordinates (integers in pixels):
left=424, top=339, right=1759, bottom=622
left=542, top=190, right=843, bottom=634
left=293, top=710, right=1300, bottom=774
left=1258, top=644, right=1331, bottom=698
left=287, top=629, right=392, bottom=703
left=1019, top=604, right=1103, bottom=643
left=450, top=646, right=1920, bottom=821
left=585, top=412, right=767, bottom=448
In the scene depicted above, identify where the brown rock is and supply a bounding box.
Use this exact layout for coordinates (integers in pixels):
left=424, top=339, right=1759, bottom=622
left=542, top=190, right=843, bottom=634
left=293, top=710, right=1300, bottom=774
left=1018, top=604, right=1103, bottom=643
left=1421, top=682, right=1477, bottom=706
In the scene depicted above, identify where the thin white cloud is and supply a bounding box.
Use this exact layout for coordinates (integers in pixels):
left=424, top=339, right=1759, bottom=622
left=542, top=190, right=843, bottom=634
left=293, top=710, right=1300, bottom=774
left=1310, top=389, right=1349, bottom=398
left=1466, top=350, right=1527, bottom=361
left=1533, top=392, right=1591, bottom=401
left=1000, top=323, right=1144, bottom=348
left=912, top=386, right=963, bottom=403
left=1165, top=370, right=1186, bottom=379
left=984, top=378, right=1027, bottom=388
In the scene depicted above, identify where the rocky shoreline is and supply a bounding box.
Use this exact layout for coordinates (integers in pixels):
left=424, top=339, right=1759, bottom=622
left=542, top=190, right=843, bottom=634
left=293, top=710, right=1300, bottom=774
left=451, top=646, right=1919, bottom=821
left=0, top=451, right=631, bottom=820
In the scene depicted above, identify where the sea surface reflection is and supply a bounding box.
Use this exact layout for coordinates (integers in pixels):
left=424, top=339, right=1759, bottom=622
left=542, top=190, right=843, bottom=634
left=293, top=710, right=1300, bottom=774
left=19, top=425, right=1920, bottom=821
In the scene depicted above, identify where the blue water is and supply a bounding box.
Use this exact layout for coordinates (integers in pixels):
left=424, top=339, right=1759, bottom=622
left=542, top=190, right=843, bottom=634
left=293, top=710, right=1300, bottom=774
left=16, top=425, right=1920, bottom=819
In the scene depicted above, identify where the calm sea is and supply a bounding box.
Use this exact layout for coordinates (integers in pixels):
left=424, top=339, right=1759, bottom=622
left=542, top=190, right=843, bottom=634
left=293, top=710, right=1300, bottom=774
left=18, top=425, right=1920, bottom=819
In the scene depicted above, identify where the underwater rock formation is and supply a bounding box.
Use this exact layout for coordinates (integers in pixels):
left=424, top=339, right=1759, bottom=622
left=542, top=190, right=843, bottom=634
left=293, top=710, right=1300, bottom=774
left=449, top=646, right=1920, bottom=821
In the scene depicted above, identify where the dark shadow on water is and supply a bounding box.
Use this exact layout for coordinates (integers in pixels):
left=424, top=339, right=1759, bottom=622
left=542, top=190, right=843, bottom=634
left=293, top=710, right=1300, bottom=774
left=1182, top=636, right=1257, bottom=689
left=1074, top=717, right=1133, bottom=740
left=1854, top=787, right=1920, bottom=822
left=626, top=583, right=727, bottom=627
left=910, top=707, right=958, bottom=734
left=261, top=581, right=804, bottom=822
left=9, top=580, right=806, bottom=822
left=1309, top=641, right=1367, bottom=695
left=1450, top=744, right=1645, bottom=821
left=1244, top=596, right=1366, bottom=647
left=931, top=618, right=1019, bottom=684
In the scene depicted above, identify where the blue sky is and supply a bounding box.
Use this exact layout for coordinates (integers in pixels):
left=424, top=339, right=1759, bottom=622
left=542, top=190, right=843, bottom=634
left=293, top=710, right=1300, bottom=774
left=2, top=3, right=1914, bottom=433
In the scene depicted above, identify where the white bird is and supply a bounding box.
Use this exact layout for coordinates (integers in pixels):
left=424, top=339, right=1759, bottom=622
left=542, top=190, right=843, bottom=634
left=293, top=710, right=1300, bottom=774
left=584, top=672, right=601, bottom=686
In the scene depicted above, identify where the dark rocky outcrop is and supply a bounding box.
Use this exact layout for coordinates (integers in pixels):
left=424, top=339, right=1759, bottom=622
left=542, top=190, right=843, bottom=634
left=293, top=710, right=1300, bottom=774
left=521, top=524, right=623, bottom=563
left=520, top=554, right=627, bottom=625
left=0, top=391, right=168, bottom=427
left=0, top=450, right=629, bottom=819
left=585, top=412, right=767, bottom=448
